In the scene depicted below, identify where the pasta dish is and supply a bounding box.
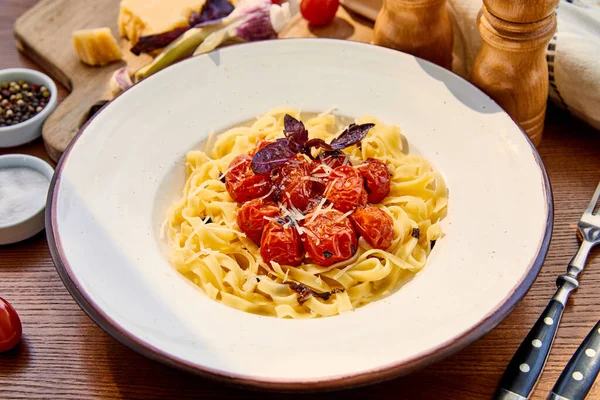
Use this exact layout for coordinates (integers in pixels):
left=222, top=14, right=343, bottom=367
left=165, top=108, right=448, bottom=318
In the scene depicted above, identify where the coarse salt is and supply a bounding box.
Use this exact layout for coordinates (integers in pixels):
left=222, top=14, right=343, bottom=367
left=0, top=167, right=49, bottom=226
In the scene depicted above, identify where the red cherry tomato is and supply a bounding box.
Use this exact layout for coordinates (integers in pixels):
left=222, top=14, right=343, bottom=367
left=324, top=165, right=367, bottom=213
left=249, top=140, right=272, bottom=156
left=260, top=219, right=304, bottom=266
left=225, top=154, right=272, bottom=203
left=301, top=0, right=339, bottom=26
left=317, top=150, right=346, bottom=169
left=302, top=209, right=357, bottom=266
left=351, top=206, right=395, bottom=249
left=0, top=297, right=22, bottom=353
left=271, top=155, right=313, bottom=211
left=237, top=199, right=280, bottom=245
left=358, top=158, right=391, bottom=203
left=312, top=151, right=349, bottom=195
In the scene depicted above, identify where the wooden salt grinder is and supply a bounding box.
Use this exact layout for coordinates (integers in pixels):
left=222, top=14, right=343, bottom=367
left=470, top=0, right=559, bottom=146
left=373, top=0, right=453, bottom=70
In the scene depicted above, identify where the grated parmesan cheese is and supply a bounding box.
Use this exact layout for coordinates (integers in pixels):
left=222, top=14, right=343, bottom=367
left=307, top=197, right=327, bottom=224
left=258, top=185, right=276, bottom=200
left=336, top=209, right=354, bottom=223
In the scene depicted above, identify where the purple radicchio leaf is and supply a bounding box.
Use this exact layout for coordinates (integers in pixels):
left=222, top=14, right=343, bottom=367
left=189, top=0, right=234, bottom=26
left=251, top=138, right=298, bottom=175
left=234, top=1, right=278, bottom=41
left=329, top=123, right=375, bottom=150
left=130, top=0, right=234, bottom=55
left=130, top=27, right=189, bottom=56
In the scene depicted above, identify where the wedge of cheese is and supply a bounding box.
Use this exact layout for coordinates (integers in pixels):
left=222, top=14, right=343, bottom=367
left=73, top=28, right=123, bottom=66
left=118, top=0, right=208, bottom=44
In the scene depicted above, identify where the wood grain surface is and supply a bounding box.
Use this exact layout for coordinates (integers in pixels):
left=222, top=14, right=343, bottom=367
left=1, top=0, right=600, bottom=399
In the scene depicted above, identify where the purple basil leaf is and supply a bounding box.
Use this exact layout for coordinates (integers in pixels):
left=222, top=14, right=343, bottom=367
left=251, top=138, right=297, bottom=174
left=130, top=27, right=189, bottom=55
left=283, top=114, right=308, bottom=146
left=189, top=0, right=234, bottom=26
left=305, top=138, right=333, bottom=151
left=330, top=123, right=375, bottom=150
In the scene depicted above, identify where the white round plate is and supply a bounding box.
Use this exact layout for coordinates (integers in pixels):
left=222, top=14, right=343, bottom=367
left=47, top=39, right=552, bottom=390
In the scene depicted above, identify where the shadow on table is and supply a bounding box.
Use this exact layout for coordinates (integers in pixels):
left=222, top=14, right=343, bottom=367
left=0, top=339, right=31, bottom=376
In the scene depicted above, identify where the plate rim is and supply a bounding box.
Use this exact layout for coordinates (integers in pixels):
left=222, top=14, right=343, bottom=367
left=45, top=38, right=553, bottom=391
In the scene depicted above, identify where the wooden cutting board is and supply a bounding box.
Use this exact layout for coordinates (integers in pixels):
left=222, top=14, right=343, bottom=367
left=14, top=0, right=373, bottom=162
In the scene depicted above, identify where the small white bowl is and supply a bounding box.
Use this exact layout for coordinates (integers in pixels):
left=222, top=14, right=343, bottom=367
left=0, top=154, right=54, bottom=245
left=0, top=68, right=58, bottom=148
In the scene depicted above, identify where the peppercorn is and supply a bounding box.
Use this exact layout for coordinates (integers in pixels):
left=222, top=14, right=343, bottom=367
left=0, top=79, right=51, bottom=128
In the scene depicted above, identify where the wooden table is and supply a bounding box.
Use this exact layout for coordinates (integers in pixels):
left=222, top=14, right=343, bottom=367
left=1, top=1, right=599, bottom=398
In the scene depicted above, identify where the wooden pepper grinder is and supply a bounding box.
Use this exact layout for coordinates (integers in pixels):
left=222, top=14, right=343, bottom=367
left=470, top=0, right=559, bottom=146
left=373, top=0, right=453, bottom=70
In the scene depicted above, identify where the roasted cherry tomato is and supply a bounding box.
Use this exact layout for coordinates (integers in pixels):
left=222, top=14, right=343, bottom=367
left=225, top=154, right=272, bottom=203
left=271, top=155, right=313, bottom=211
left=358, top=158, right=391, bottom=204
left=236, top=198, right=280, bottom=245
left=260, top=218, right=304, bottom=266
left=250, top=139, right=272, bottom=156
left=324, top=165, right=367, bottom=212
left=317, top=150, right=346, bottom=169
left=0, top=297, right=22, bottom=353
left=351, top=206, right=394, bottom=250
left=302, top=209, right=357, bottom=266
left=301, top=0, right=339, bottom=26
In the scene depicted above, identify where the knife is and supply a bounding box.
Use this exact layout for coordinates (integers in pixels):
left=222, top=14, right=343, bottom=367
left=547, top=320, right=600, bottom=400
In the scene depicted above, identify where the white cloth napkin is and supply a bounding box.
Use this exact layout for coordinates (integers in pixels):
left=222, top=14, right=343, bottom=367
left=342, top=0, right=600, bottom=130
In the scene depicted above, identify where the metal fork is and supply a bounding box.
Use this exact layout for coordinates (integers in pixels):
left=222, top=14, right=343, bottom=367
left=494, top=181, right=600, bottom=400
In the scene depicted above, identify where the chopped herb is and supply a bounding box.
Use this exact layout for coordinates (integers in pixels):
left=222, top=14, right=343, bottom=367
left=323, top=250, right=333, bottom=259
left=411, top=228, right=420, bottom=239
left=287, top=282, right=345, bottom=304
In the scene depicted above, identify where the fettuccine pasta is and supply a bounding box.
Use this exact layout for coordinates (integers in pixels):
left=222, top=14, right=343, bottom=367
left=166, top=107, right=448, bottom=318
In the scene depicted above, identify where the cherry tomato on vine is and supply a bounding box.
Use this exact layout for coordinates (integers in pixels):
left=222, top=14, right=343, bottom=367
left=225, top=154, right=272, bottom=203
left=324, top=165, right=367, bottom=212
left=301, top=0, right=339, bottom=26
left=260, top=219, right=304, bottom=266
left=351, top=206, right=394, bottom=250
left=302, top=209, right=357, bottom=266
left=237, top=198, right=280, bottom=245
left=0, top=297, right=22, bottom=353
left=358, top=158, right=391, bottom=204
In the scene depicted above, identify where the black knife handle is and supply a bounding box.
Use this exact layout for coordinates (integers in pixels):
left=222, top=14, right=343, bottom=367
left=548, top=320, right=600, bottom=400
left=494, top=300, right=565, bottom=399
